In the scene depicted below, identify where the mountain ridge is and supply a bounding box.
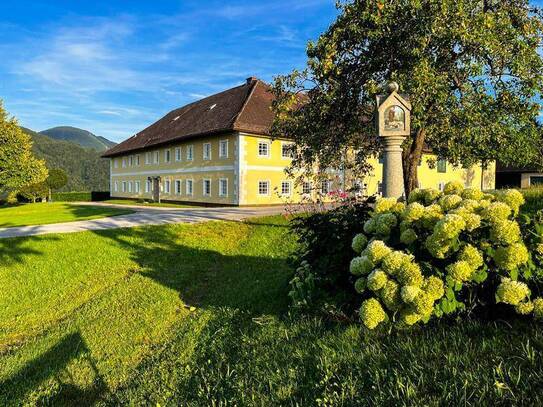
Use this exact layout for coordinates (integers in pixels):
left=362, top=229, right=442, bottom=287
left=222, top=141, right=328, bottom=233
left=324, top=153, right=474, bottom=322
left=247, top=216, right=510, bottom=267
left=22, top=127, right=110, bottom=191
left=40, top=126, right=117, bottom=152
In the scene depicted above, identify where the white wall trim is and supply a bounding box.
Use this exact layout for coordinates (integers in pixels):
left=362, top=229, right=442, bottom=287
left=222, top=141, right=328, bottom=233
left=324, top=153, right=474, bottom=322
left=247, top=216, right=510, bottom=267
left=246, top=165, right=288, bottom=172
left=112, top=165, right=235, bottom=177
left=109, top=159, right=113, bottom=192
left=237, top=133, right=247, bottom=205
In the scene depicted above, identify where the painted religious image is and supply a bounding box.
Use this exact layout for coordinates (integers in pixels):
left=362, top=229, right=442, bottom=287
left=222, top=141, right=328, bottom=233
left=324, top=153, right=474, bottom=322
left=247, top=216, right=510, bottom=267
left=384, top=105, right=405, bottom=131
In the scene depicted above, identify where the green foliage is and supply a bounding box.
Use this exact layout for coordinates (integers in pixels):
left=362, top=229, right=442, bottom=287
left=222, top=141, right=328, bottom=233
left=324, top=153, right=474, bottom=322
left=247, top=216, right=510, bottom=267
left=288, top=260, right=317, bottom=309
left=46, top=168, right=68, bottom=191
left=519, top=208, right=543, bottom=270
left=289, top=199, right=373, bottom=302
left=50, top=191, right=92, bottom=202
left=351, top=182, right=543, bottom=330
left=18, top=183, right=48, bottom=203
left=22, top=127, right=110, bottom=192
left=271, top=0, right=543, bottom=193
left=0, top=102, right=48, bottom=192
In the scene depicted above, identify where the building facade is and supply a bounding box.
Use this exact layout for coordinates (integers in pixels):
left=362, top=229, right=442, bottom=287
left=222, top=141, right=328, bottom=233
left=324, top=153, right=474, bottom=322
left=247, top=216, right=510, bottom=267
left=103, top=77, right=494, bottom=206
left=495, top=162, right=543, bottom=189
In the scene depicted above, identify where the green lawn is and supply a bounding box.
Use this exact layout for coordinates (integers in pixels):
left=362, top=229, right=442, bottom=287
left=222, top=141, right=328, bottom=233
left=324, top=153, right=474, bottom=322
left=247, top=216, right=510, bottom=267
left=1, top=215, right=542, bottom=405
left=521, top=187, right=543, bottom=215
left=0, top=203, right=133, bottom=228
left=103, top=199, right=193, bottom=208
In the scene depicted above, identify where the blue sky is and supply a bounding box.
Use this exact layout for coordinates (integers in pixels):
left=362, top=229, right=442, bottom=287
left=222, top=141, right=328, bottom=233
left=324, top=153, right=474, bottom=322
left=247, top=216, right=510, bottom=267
left=0, top=0, right=338, bottom=142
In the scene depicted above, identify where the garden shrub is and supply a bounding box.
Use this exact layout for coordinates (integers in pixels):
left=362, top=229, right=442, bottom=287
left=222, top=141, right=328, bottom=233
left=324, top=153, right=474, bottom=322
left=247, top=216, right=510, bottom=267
left=49, top=191, right=110, bottom=202
left=350, top=181, right=543, bottom=330
left=289, top=198, right=374, bottom=307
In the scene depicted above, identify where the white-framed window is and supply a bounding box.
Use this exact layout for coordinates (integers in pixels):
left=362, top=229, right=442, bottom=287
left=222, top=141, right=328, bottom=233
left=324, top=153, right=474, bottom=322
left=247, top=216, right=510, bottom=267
left=281, top=181, right=291, bottom=196
left=114, top=181, right=118, bottom=192
left=203, top=143, right=212, bottom=160
left=128, top=181, right=133, bottom=193
left=258, top=180, right=270, bottom=196
left=187, top=145, right=194, bottom=161
left=129, top=156, right=133, bottom=167
left=136, top=155, right=140, bottom=166
left=438, top=181, right=446, bottom=192
left=154, top=151, right=160, bottom=164
left=321, top=180, right=331, bottom=194
left=219, top=178, right=228, bottom=197
left=175, top=179, right=182, bottom=195
left=302, top=181, right=312, bottom=195
left=219, top=140, right=228, bottom=158
left=258, top=141, right=270, bottom=157
left=281, top=142, right=294, bottom=159
left=122, top=158, right=127, bottom=168
left=135, top=181, right=140, bottom=193
left=122, top=181, right=127, bottom=192
left=145, top=180, right=151, bottom=193
left=203, top=179, right=211, bottom=196
left=145, top=152, right=151, bottom=165
left=186, top=179, right=194, bottom=195
left=164, top=149, right=171, bottom=163
left=175, top=147, right=182, bottom=161
left=164, top=180, right=171, bottom=194
left=114, top=159, right=119, bottom=169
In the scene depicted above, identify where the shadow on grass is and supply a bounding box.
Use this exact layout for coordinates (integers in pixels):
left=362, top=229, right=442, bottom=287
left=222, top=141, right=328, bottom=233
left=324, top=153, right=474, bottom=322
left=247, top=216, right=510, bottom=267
left=0, top=235, right=58, bottom=265
left=92, top=222, right=293, bottom=316
left=0, top=332, right=107, bottom=406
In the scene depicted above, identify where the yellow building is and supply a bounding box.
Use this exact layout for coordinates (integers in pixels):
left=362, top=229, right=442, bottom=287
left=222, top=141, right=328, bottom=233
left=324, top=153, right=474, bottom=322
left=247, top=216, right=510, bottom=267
left=103, top=77, right=494, bottom=206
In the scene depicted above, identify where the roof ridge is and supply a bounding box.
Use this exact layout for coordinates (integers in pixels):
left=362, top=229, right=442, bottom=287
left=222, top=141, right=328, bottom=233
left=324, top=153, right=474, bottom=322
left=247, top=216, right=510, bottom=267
left=231, top=79, right=259, bottom=130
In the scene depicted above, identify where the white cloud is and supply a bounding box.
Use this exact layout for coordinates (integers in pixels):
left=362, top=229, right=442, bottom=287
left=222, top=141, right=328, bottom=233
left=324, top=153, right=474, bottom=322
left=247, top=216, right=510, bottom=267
left=1, top=0, right=336, bottom=142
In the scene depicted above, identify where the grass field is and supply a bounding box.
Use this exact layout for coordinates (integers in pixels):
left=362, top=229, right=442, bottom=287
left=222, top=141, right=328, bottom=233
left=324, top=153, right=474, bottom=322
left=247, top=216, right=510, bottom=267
left=520, top=187, right=543, bottom=215
left=1, top=214, right=543, bottom=405
left=0, top=203, right=133, bottom=228
left=102, top=199, right=192, bottom=208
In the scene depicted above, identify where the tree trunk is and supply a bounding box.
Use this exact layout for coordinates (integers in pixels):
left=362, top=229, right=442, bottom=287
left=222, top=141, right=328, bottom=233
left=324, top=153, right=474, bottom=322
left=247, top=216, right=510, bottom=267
left=402, top=128, right=426, bottom=197
left=48, top=187, right=52, bottom=202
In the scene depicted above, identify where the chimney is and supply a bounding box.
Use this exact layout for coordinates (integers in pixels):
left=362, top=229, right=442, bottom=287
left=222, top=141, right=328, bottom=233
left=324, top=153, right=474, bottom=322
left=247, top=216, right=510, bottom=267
left=246, top=76, right=257, bottom=84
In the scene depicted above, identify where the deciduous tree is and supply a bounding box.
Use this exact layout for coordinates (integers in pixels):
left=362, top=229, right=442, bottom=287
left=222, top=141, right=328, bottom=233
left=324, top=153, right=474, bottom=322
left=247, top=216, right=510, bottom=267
left=0, top=101, right=48, bottom=191
left=19, top=182, right=48, bottom=203
left=271, top=0, right=543, bottom=195
left=45, top=168, right=68, bottom=201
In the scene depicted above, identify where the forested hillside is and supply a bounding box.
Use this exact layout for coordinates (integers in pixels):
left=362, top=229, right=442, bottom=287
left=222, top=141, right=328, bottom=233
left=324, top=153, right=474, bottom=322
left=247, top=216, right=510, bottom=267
left=40, top=126, right=116, bottom=151
left=23, top=127, right=110, bottom=191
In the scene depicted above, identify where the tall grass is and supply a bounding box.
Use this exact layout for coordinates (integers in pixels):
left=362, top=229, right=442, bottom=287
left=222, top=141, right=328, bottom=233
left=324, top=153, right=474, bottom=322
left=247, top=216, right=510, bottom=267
left=521, top=186, right=543, bottom=215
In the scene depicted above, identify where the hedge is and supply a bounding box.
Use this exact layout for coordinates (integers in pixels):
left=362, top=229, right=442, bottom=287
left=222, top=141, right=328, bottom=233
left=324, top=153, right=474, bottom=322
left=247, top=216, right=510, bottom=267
left=50, top=191, right=110, bottom=202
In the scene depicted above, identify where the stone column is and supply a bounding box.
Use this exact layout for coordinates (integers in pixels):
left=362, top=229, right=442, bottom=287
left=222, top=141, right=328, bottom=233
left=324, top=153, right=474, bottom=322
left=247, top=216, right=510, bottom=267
left=382, top=135, right=406, bottom=198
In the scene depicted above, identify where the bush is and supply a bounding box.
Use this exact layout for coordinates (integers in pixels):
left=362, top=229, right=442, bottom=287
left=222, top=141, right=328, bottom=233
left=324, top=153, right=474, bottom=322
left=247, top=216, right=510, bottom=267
left=50, top=191, right=110, bottom=202
left=289, top=198, right=374, bottom=307
left=51, top=191, right=92, bottom=202
left=350, top=182, right=543, bottom=330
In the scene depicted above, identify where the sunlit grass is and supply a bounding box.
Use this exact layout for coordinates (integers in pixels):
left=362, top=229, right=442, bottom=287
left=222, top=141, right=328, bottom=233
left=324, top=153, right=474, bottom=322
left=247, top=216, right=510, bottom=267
left=521, top=187, right=543, bottom=215
left=0, top=215, right=542, bottom=405
left=0, top=203, right=133, bottom=228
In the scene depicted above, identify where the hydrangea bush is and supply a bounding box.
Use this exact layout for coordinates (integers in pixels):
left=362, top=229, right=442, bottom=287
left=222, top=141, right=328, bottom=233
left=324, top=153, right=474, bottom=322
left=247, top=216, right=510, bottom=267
left=350, top=181, right=543, bottom=329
